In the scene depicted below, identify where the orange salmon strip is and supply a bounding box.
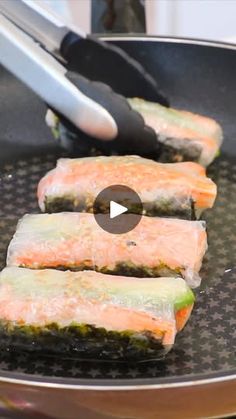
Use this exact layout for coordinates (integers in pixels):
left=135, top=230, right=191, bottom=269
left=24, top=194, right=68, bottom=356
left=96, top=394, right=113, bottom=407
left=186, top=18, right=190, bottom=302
left=37, top=156, right=216, bottom=218
left=7, top=213, right=207, bottom=288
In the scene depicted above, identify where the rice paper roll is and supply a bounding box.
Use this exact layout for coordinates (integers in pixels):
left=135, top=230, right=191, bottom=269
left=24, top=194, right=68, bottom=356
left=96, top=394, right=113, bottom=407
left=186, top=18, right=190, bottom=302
left=37, top=156, right=217, bottom=219
left=7, top=213, right=207, bottom=288
left=0, top=267, right=195, bottom=360
left=129, top=98, right=223, bottom=167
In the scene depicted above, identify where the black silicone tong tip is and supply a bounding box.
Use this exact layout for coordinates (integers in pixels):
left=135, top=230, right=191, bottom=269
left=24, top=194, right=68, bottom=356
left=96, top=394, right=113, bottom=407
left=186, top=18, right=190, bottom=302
left=53, top=71, right=162, bottom=158
left=61, top=33, right=169, bottom=107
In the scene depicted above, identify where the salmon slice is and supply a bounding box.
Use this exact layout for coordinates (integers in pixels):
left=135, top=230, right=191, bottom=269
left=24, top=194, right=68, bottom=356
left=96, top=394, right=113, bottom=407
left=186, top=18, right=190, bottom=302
left=129, top=98, right=223, bottom=167
left=0, top=267, right=195, bottom=360
left=37, top=156, right=217, bottom=219
left=7, top=213, right=207, bottom=288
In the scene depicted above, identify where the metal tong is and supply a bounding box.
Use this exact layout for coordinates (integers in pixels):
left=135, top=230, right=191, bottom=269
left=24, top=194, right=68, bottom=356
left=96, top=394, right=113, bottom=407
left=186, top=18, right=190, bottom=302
left=0, top=0, right=166, bottom=155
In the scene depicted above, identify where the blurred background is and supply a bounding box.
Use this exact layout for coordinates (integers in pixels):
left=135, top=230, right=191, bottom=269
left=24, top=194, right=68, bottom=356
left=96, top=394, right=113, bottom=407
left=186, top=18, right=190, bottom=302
left=27, top=0, right=236, bottom=43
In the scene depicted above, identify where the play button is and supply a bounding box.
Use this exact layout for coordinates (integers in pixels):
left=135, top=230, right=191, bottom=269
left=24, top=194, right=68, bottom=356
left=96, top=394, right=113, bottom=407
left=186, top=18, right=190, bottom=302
left=110, top=201, right=128, bottom=219
left=93, top=185, right=143, bottom=234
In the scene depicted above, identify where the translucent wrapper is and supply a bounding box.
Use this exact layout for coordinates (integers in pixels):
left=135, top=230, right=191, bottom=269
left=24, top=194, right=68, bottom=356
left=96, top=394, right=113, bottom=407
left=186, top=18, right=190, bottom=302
left=7, top=213, right=207, bottom=288
left=0, top=267, right=194, bottom=361
left=37, top=156, right=217, bottom=219
left=129, top=98, right=223, bottom=167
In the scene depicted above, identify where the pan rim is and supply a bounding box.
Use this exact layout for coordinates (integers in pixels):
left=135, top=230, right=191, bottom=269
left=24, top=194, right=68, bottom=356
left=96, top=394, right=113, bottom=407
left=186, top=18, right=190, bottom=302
left=0, top=369, right=235, bottom=390
left=0, top=36, right=235, bottom=390
left=100, top=34, right=236, bottom=51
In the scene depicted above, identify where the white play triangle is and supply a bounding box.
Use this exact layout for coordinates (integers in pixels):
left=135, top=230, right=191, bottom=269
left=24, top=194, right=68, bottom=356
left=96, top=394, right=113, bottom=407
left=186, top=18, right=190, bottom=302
left=110, top=201, right=128, bottom=219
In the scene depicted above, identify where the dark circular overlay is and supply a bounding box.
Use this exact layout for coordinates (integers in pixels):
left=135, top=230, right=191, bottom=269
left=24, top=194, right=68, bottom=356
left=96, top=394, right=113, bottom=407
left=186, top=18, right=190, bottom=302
left=93, top=184, right=143, bottom=234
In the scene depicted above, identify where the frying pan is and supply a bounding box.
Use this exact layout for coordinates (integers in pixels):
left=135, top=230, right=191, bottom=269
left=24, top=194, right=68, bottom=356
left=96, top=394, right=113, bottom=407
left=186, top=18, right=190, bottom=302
left=0, top=36, right=236, bottom=419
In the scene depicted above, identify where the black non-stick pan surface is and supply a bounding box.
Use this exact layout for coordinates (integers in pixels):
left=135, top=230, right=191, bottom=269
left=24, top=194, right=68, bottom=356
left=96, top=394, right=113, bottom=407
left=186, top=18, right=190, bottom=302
left=0, top=38, right=235, bottom=389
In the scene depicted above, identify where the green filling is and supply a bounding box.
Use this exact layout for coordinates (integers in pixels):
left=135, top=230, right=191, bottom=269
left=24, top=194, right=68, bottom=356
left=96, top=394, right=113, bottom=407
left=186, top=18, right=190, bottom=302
left=17, top=262, right=194, bottom=311
left=173, top=290, right=194, bottom=311
left=0, top=321, right=166, bottom=361
left=99, top=263, right=195, bottom=311
left=52, top=127, right=60, bottom=140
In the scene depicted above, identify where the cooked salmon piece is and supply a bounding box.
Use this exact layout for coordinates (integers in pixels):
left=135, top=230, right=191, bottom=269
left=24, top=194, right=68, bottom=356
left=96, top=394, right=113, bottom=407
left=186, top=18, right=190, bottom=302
left=0, top=267, right=195, bottom=360
left=129, top=98, right=223, bottom=167
left=7, top=213, right=207, bottom=288
left=37, top=156, right=217, bottom=219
